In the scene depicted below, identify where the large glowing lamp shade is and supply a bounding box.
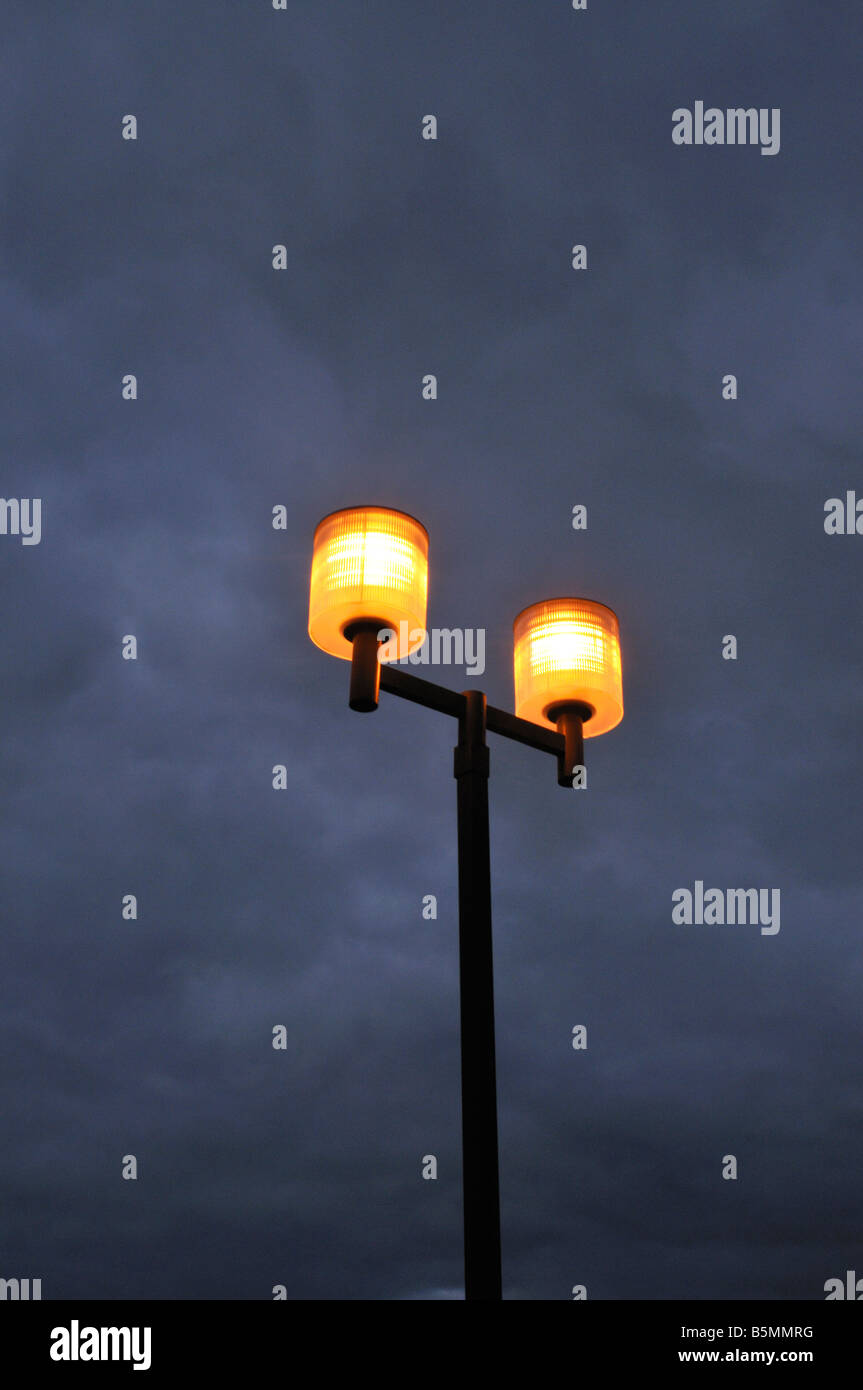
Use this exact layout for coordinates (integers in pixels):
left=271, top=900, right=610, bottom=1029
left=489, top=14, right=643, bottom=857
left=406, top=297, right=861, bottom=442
left=513, top=598, right=623, bottom=736
left=308, top=506, right=429, bottom=661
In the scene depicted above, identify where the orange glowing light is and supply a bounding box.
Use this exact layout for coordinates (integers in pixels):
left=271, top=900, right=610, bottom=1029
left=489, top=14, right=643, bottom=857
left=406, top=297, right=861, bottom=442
left=308, top=506, right=429, bottom=660
left=513, top=598, right=623, bottom=736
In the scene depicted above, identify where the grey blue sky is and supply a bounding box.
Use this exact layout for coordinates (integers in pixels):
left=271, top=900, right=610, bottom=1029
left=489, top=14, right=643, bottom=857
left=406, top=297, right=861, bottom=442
left=1, top=0, right=861, bottom=1299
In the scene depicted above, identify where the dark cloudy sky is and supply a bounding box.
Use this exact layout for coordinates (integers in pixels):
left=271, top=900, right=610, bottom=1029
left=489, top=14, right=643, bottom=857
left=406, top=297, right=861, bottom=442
left=2, top=0, right=861, bottom=1301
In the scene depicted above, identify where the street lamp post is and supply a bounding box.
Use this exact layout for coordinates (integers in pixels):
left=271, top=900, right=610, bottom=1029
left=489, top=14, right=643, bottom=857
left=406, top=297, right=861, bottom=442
left=308, top=506, right=623, bottom=1301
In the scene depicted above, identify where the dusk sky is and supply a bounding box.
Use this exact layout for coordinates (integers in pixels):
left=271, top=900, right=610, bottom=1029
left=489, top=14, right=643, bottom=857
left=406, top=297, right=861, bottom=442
left=2, top=0, right=861, bottom=1300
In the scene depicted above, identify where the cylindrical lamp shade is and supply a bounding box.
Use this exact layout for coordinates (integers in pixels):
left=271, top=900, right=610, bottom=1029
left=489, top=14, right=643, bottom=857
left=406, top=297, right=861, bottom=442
left=513, top=598, right=623, bottom=736
left=308, top=506, right=429, bottom=660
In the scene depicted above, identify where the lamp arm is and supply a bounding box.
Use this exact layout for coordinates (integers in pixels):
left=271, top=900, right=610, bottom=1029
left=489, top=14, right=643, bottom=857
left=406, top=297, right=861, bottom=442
left=349, top=653, right=576, bottom=788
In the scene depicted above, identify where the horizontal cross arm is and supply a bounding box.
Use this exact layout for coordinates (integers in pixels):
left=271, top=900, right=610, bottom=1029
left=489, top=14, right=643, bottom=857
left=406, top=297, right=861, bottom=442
left=485, top=704, right=564, bottom=758
left=379, top=664, right=467, bottom=718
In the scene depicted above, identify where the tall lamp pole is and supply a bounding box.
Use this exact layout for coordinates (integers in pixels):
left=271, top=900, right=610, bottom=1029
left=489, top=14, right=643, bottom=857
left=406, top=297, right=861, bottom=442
left=309, top=506, right=623, bottom=1301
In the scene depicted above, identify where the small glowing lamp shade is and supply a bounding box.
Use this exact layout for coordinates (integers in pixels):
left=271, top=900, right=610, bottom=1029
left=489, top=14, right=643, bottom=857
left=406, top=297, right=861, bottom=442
left=513, top=598, right=623, bottom=736
left=308, top=506, right=429, bottom=660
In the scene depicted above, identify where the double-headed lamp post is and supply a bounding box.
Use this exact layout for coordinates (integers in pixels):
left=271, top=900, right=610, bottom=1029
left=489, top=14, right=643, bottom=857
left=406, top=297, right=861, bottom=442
left=308, top=505, right=623, bottom=1301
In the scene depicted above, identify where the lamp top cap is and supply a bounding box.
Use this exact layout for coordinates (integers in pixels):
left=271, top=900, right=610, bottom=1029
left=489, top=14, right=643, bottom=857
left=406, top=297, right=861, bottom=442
left=313, top=505, right=429, bottom=539
left=513, top=596, right=620, bottom=626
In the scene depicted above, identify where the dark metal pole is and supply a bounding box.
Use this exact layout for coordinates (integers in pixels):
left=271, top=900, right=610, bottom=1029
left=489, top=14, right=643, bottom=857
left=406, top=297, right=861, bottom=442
left=549, top=701, right=593, bottom=787
left=346, top=622, right=382, bottom=712
left=350, top=665, right=577, bottom=1296
left=453, top=690, right=502, bottom=1300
